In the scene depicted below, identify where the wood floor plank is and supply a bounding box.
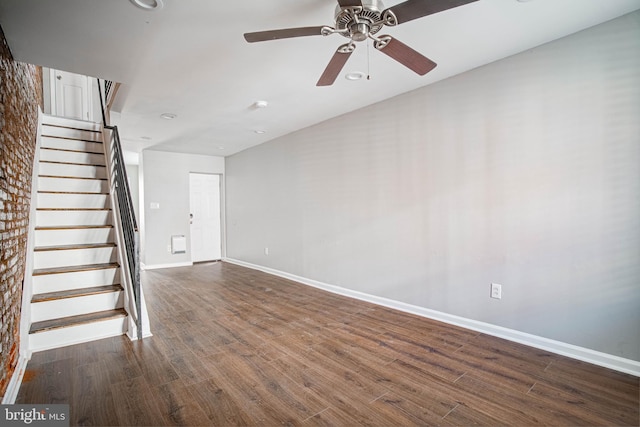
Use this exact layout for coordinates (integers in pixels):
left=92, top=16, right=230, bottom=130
left=110, top=376, right=171, bottom=427
left=70, top=362, right=118, bottom=426
left=167, top=351, right=215, bottom=387
left=371, top=390, right=452, bottom=426
left=155, top=379, right=212, bottom=426
left=17, top=359, right=74, bottom=405
left=138, top=354, right=180, bottom=387
left=15, top=262, right=639, bottom=426
left=99, top=338, right=144, bottom=385
left=527, top=381, right=632, bottom=426
left=379, top=330, right=470, bottom=382
left=302, top=407, right=361, bottom=426
left=201, top=350, right=301, bottom=425
left=441, top=403, right=509, bottom=427
left=379, top=358, right=463, bottom=417
left=186, top=378, right=254, bottom=426
left=543, top=357, right=639, bottom=400
left=453, top=373, right=573, bottom=425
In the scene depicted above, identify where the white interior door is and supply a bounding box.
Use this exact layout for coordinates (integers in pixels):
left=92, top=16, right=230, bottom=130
left=189, top=173, right=222, bottom=262
left=51, top=69, right=92, bottom=121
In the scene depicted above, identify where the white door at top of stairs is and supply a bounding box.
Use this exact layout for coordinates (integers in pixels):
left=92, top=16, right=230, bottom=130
left=50, top=69, right=93, bottom=121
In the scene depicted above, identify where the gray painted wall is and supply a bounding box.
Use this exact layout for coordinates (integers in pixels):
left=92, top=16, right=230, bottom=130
left=226, top=12, right=640, bottom=361
left=125, top=164, right=140, bottom=221
left=141, top=150, right=224, bottom=267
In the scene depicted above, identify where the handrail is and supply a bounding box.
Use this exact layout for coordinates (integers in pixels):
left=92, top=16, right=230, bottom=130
left=97, top=79, right=142, bottom=340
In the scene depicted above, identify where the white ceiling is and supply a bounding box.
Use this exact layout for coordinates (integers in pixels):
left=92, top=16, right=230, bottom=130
left=1, top=0, right=638, bottom=157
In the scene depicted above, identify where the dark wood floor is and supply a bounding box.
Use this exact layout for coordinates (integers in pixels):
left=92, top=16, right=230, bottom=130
left=17, top=262, right=639, bottom=426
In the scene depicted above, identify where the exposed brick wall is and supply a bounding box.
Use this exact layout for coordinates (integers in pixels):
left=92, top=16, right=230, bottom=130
left=0, top=25, right=43, bottom=399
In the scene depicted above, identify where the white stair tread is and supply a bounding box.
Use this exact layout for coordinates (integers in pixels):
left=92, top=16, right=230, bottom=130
left=39, top=162, right=107, bottom=179
left=29, top=313, right=127, bottom=352
left=32, top=267, right=120, bottom=295
left=41, top=136, right=103, bottom=154
left=35, top=243, right=116, bottom=251
left=40, top=148, right=106, bottom=166
left=42, top=115, right=102, bottom=131
left=30, top=309, right=127, bottom=333
left=32, top=285, right=123, bottom=303
left=30, top=290, right=124, bottom=323
left=37, top=193, right=110, bottom=209
left=36, top=210, right=112, bottom=227
left=38, top=176, right=109, bottom=193
left=33, top=262, right=119, bottom=276
left=41, top=125, right=102, bottom=142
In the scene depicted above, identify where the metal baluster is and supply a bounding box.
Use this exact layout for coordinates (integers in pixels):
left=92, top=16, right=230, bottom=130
left=97, top=78, right=143, bottom=340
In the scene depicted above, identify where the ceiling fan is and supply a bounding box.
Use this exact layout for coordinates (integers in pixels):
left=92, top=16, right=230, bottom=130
left=244, top=0, right=479, bottom=86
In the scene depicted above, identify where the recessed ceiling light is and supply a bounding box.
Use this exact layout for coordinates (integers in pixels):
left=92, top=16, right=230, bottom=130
left=345, top=72, right=365, bottom=81
left=140, top=136, right=152, bottom=140
left=160, top=113, right=176, bottom=120
left=217, top=146, right=225, bottom=150
left=254, top=130, right=266, bottom=134
left=130, top=0, right=164, bottom=10
left=252, top=100, right=269, bottom=109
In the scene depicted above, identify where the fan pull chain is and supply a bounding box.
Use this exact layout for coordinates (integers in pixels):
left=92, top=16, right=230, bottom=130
left=367, top=39, right=371, bottom=80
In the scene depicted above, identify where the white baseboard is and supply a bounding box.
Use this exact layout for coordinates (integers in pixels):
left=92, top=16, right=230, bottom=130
left=141, top=262, right=193, bottom=271
left=1, top=352, right=31, bottom=404
left=224, top=257, right=640, bottom=377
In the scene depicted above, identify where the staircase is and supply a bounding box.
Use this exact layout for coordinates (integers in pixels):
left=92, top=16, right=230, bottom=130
left=28, top=115, right=127, bottom=351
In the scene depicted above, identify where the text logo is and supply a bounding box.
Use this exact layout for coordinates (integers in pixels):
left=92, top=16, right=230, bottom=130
left=1, top=405, right=69, bottom=427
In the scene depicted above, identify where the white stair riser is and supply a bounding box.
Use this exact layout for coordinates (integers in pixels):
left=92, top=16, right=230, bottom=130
left=38, top=177, right=108, bottom=193
left=34, top=247, right=117, bottom=269
left=37, top=193, right=109, bottom=209
left=36, top=210, right=112, bottom=227
left=41, top=125, right=102, bottom=142
left=31, top=292, right=124, bottom=322
left=33, top=267, right=120, bottom=294
left=29, top=316, right=127, bottom=352
left=40, top=149, right=105, bottom=166
left=41, top=136, right=103, bottom=154
left=42, top=116, right=102, bottom=132
left=35, top=227, right=114, bottom=246
left=39, top=162, right=107, bottom=179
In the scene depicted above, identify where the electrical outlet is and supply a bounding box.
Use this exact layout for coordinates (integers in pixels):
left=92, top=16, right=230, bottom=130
left=491, top=283, right=502, bottom=299
left=264, top=247, right=269, bottom=256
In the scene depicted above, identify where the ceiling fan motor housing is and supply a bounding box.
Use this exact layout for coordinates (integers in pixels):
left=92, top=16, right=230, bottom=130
left=335, top=0, right=386, bottom=41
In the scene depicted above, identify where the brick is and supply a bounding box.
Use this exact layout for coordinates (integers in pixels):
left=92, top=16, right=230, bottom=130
left=0, top=24, right=42, bottom=399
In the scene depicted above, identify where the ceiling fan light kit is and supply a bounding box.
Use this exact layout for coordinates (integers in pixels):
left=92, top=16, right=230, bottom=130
left=129, top=0, right=163, bottom=11
left=345, top=71, right=366, bottom=80
left=243, top=0, right=479, bottom=86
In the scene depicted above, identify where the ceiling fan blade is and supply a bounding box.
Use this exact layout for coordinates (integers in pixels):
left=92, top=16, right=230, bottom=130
left=337, top=0, right=362, bottom=7
left=383, top=0, right=479, bottom=25
left=375, top=36, right=436, bottom=75
left=244, top=26, right=326, bottom=43
left=317, top=44, right=355, bottom=86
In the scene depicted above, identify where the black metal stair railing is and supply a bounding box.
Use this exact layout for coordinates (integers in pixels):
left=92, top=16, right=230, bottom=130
left=97, top=79, right=142, bottom=340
